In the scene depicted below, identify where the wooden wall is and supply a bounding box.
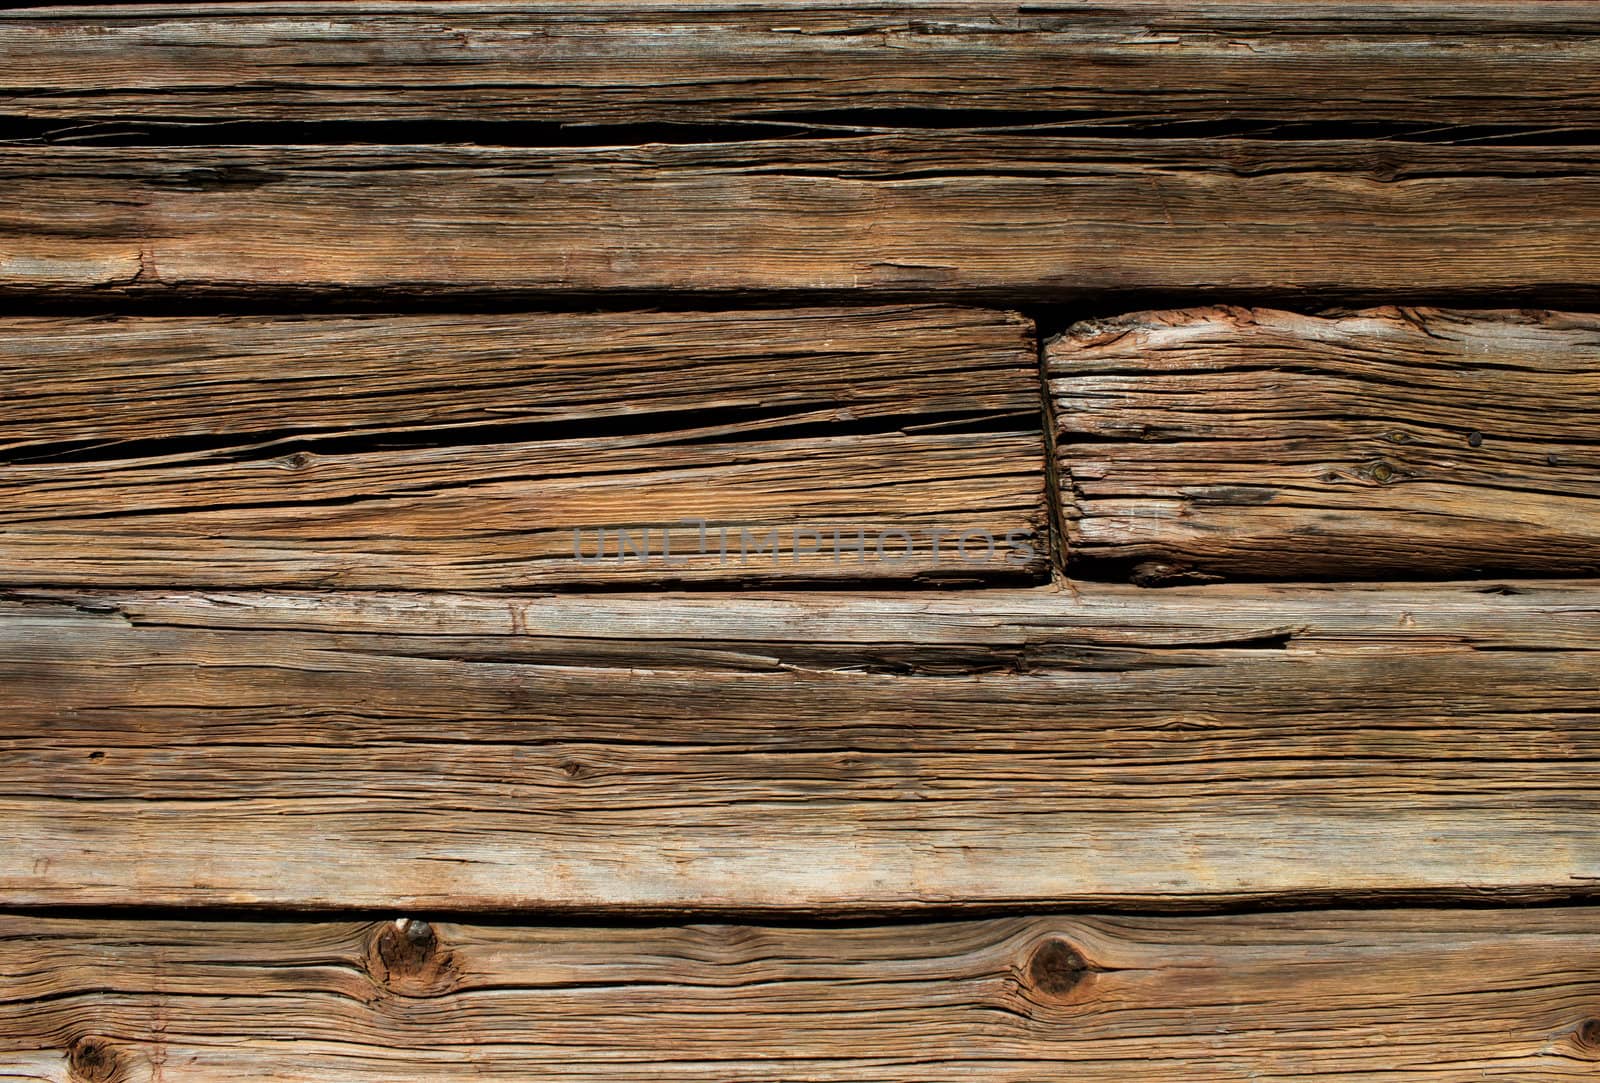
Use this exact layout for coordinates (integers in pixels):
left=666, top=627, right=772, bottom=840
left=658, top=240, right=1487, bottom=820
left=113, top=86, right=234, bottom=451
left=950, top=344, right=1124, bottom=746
left=2, top=3, right=1598, bottom=1079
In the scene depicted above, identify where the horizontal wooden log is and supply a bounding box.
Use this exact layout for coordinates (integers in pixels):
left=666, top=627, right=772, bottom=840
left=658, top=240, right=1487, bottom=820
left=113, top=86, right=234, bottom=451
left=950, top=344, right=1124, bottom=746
left=2, top=581, right=1598, bottom=909
left=1050, top=306, right=1600, bottom=582
left=7, top=137, right=1600, bottom=298
left=0, top=307, right=1046, bottom=587
left=9, top=1, right=1600, bottom=126
left=3, top=909, right=1599, bottom=1080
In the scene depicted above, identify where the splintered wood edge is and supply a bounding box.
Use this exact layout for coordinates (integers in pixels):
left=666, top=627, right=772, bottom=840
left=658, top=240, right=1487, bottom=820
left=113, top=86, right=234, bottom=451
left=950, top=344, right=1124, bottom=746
left=1046, top=305, right=1600, bottom=582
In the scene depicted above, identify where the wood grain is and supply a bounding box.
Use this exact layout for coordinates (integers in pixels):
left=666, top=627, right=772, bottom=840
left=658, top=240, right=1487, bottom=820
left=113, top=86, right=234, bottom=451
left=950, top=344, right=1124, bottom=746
left=3, top=581, right=1597, bottom=910
left=1050, top=306, right=1600, bottom=583
left=0, top=306, right=1046, bottom=588
left=2, top=909, right=1598, bottom=1080
left=8, top=137, right=1600, bottom=299
left=9, top=1, right=1600, bottom=126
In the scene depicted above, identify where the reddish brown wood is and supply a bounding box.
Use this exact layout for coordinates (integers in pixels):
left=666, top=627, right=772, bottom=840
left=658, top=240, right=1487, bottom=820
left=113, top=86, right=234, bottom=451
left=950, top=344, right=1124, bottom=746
left=7, top=139, right=1600, bottom=299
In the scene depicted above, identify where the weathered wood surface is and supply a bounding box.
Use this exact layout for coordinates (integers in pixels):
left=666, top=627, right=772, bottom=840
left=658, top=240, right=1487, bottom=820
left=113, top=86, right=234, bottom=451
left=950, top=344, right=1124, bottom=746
left=0, top=307, right=1046, bottom=587
left=3, top=909, right=1598, bottom=1080
left=9, top=138, right=1600, bottom=298
left=1050, top=306, right=1600, bottom=583
left=3, top=581, right=1597, bottom=909
left=10, top=1, right=1600, bottom=127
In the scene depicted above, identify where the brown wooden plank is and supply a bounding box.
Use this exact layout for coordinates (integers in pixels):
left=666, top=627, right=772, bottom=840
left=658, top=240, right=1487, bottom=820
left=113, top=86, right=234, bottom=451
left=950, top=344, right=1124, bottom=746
left=1050, top=306, right=1600, bottom=583
left=6, top=137, right=1600, bottom=299
left=2, top=908, right=1598, bottom=1080
left=8, top=1, right=1600, bottom=126
left=3, top=581, right=1597, bottom=909
left=0, top=307, right=1046, bottom=587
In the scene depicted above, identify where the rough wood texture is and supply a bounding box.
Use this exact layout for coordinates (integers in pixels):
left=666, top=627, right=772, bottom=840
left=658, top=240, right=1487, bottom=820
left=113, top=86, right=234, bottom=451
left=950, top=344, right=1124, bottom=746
left=9, top=138, right=1600, bottom=299
left=3, top=581, right=1597, bottom=909
left=1051, top=306, right=1600, bottom=583
left=9, top=1, right=1600, bottom=126
left=3, top=909, right=1598, bottom=1080
left=0, top=306, right=1046, bottom=587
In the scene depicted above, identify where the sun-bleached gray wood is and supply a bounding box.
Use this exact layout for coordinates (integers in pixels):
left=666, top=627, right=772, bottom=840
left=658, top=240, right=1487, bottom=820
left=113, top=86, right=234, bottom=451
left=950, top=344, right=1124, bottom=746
left=2, top=581, right=1596, bottom=909
left=9, top=1, right=1600, bottom=126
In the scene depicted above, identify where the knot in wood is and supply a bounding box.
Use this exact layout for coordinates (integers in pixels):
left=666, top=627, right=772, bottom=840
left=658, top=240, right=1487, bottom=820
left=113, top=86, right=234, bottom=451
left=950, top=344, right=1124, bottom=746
left=1026, top=937, right=1091, bottom=997
left=1575, top=1017, right=1600, bottom=1056
left=1354, top=145, right=1409, bottom=183
left=68, top=1037, right=125, bottom=1083
left=369, top=917, right=454, bottom=996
